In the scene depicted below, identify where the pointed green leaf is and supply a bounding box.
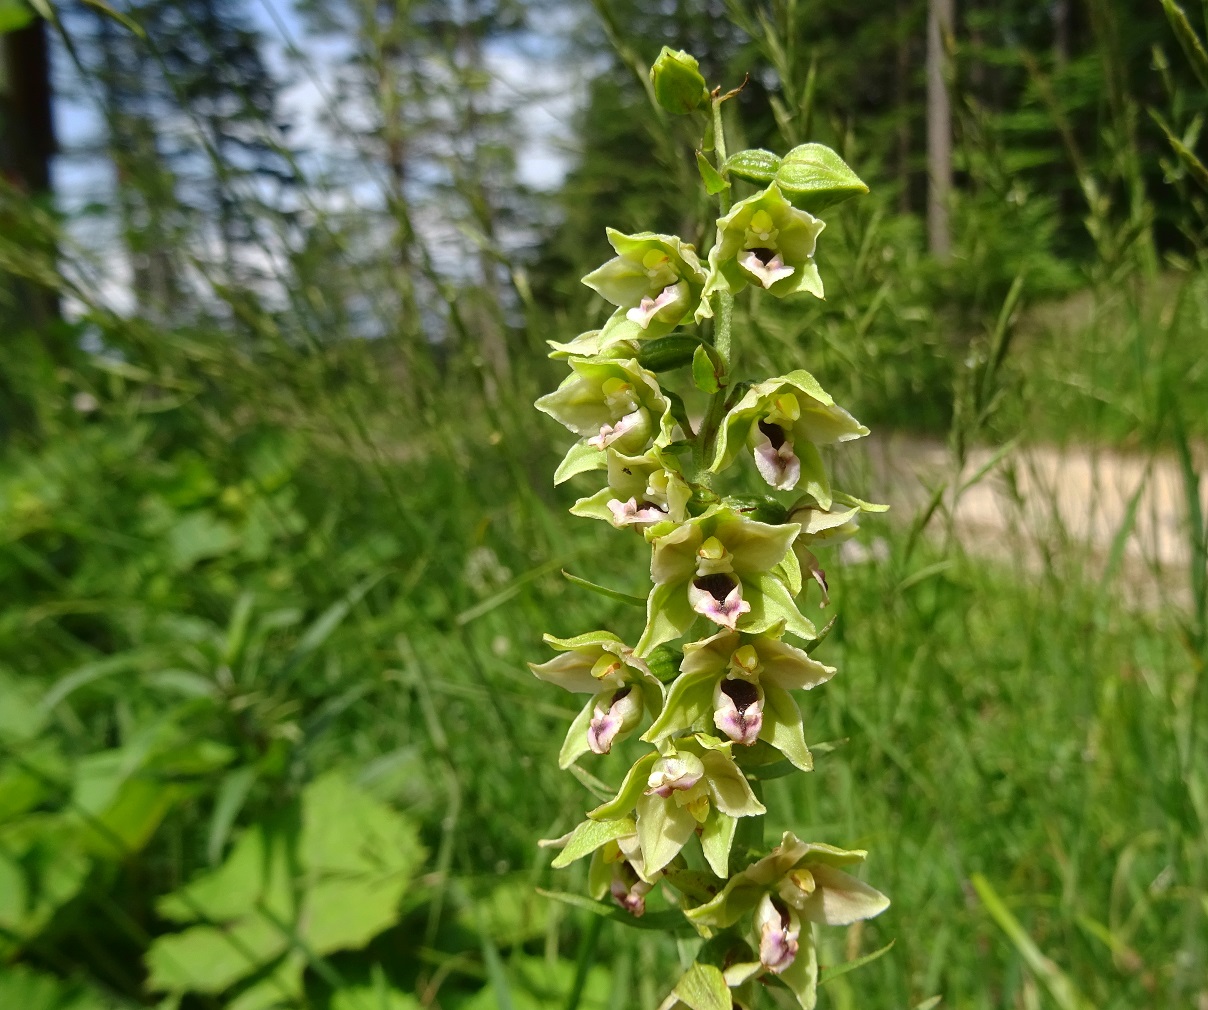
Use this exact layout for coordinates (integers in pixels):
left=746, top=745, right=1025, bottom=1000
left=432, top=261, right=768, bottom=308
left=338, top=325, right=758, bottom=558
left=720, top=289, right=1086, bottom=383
left=561, top=570, right=646, bottom=607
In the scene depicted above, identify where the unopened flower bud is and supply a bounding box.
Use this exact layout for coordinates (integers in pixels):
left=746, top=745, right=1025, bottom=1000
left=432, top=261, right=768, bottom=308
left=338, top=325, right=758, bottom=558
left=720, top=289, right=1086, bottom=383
left=650, top=47, right=709, bottom=115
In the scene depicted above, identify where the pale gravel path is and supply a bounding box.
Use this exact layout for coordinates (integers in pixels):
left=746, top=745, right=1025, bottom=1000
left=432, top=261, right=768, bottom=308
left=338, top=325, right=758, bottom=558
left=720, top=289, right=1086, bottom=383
left=855, top=434, right=1208, bottom=608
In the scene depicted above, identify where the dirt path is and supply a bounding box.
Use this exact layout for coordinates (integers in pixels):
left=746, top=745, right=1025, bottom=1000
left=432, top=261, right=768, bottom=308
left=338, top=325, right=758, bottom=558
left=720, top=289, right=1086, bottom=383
left=857, top=434, right=1208, bottom=607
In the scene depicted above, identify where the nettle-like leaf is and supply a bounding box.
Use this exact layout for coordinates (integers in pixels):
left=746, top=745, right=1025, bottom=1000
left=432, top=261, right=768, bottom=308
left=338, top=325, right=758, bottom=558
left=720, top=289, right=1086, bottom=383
left=146, top=774, right=424, bottom=997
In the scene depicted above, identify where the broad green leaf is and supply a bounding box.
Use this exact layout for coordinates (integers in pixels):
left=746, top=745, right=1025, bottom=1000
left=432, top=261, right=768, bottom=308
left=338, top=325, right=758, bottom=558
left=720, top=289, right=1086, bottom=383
left=0, top=964, right=120, bottom=1010
left=145, top=915, right=288, bottom=994
left=458, top=878, right=550, bottom=946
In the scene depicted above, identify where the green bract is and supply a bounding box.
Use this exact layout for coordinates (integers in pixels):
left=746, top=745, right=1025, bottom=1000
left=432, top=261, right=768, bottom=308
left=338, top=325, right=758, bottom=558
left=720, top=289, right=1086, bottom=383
left=529, top=631, right=663, bottom=767
left=700, top=183, right=826, bottom=310
left=582, top=230, right=708, bottom=339
left=637, top=506, right=814, bottom=656
left=712, top=370, right=869, bottom=504
left=643, top=627, right=835, bottom=769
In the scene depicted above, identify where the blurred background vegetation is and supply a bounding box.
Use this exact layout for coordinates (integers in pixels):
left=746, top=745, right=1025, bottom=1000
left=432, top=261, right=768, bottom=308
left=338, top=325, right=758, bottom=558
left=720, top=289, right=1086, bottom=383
left=1, top=0, right=1207, bottom=1008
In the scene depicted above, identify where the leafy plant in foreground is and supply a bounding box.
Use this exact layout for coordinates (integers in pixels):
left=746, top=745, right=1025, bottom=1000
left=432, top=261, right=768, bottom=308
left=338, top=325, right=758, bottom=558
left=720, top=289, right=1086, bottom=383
left=532, top=48, right=890, bottom=1010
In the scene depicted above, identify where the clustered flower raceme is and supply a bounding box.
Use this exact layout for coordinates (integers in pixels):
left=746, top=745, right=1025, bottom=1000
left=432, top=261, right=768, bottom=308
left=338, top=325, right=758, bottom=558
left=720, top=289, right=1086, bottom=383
left=532, top=50, right=888, bottom=1010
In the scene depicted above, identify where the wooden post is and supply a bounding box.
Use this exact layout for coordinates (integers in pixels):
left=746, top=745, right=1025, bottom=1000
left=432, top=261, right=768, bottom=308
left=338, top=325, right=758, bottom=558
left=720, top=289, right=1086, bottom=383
left=926, top=0, right=954, bottom=260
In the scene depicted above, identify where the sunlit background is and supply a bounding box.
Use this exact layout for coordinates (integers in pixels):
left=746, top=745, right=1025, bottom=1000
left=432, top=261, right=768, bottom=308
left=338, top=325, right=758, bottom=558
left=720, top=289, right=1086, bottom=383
left=2, top=2, right=1207, bottom=1008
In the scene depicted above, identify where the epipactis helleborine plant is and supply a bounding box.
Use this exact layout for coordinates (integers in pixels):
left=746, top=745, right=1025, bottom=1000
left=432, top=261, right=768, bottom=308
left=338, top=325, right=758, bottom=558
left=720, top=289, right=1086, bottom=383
left=533, top=47, right=890, bottom=1010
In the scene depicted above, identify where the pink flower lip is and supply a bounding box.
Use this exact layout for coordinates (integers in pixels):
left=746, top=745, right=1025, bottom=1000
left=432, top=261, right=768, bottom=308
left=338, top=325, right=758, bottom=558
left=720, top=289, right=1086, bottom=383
left=753, top=421, right=801, bottom=490
left=689, top=573, right=751, bottom=630
left=713, top=677, right=764, bottom=746
left=739, top=248, right=795, bottom=288
left=607, top=497, right=668, bottom=526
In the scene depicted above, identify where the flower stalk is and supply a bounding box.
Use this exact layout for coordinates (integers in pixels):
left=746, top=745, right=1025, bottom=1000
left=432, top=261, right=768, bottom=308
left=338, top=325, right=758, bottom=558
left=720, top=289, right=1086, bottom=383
left=532, top=48, right=889, bottom=1010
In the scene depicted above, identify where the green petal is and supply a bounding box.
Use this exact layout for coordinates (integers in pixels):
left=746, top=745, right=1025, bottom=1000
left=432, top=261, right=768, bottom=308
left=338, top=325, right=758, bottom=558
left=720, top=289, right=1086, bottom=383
left=558, top=698, right=599, bottom=769
left=760, top=683, right=812, bottom=771
left=700, top=750, right=765, bottom=818
left=588, top=752, right=658, bottom=820
left=794, top=441, right=831, bottom=511
left=715, top=514, right=799, bottom=578
left=569, top=487, right=620, bottom=524
left=643, top=668, right=716, bottom=743
left=699, top=811, right=737, bottom=878
left=551, top=816, right=637, bottom=868
left=757, top=638, right=836, bottom=691
left=637, top=580, right=696, bottom=657
left=753, top=575, right=817, bottom=642
left=554, top=441, right=606, bottom=485
left=636, top=791, right=697, bottom=875
left=798, top=864, right=890, bottom=925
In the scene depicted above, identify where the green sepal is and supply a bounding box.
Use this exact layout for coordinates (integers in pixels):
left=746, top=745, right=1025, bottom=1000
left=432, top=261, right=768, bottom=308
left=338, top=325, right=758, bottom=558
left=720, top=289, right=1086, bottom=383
left=639, top=334, right=702, bottom=372
left=776, top=924, right=819, bottom=1010
left=699, top=810, right=737, bottom=878
left=723, top=495, right=789, bottom=525
left=636, top=579, right=696, bottom=656
left=662, top=867, right=723, bottom=906
left=696, top=151, right=730, bottom=195
left=555, top=441, right=606, bottom=484
left=642, top=667, right=715, bottom=743
left=699, top=749, right=765, bottom=817
left=796, top=441, right=831, bottom=511
left=558, top=697, right=596, bottom=768
left=747, top=574, right=817, bottom=641
left=542, top=629, right=626, bottom=651
left=588, top=752, right=658, bottom=820
left=550, top=816, right=637, bottom=868
left=636, top=790, right=697, bottom=874
left=775, top=143, right=868, bottom=214
left=724, top=148, right=781, bottom=185
left=761, top=682, right=812, bottom=771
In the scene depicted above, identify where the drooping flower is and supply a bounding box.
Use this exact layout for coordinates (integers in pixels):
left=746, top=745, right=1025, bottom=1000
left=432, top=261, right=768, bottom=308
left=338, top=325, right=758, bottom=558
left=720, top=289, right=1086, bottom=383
left=535, top=357, right=678, bottom=484
left=787, top=493, right=888, bottom=605
left=637, top=507, right=814, bottom=656
left=582, top=230, right=708, bottom=339
left=684, top=832, right=888, bottom=1009
left=587, top=737, right=766, bottom=877
left=529, top=631, right=663, bottom=767
left=643, top=626, right=835, bottom=769
left=711, top=370, right=868, bottom=505
left=699, top=183, right=826, bottom=312
left=570, top=447, right=692, bottom=529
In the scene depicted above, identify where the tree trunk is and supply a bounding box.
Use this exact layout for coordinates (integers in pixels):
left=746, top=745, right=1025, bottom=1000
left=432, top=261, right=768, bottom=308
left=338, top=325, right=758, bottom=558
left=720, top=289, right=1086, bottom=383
left=926, top=0, right=954, bottom=260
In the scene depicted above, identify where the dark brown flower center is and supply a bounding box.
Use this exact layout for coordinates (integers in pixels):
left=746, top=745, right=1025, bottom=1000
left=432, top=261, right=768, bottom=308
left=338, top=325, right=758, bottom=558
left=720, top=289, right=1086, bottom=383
left=758, top=420, right=787, bottom=449
left=694, top=573, right=738, bottom=602
left=721, top=678, right=759, bottom=713
left=749, top=247, right=777, bottom=265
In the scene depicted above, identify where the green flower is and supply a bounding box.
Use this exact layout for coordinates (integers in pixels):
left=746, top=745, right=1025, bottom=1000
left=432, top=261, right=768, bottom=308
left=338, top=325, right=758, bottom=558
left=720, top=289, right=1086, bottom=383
left=540, top=816, right=657, bottom=916
left=712, top=371, right=868, bottom=504
left=700, top=183, right=826, bottom=310
left=535, top=357, right=678, bottom=484
left=643, top=626, right=835, bottom=769
left=637, top=507, right=814, bottom=656
left=529, top=631, right=663, bottom=767
left=685, top=832, right=889, bottom=1009
left=582, top=230, right=707, bottom=338
left=570, top=447, right=692, bottom=529
left=588, top=737, right=765, bottom=877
